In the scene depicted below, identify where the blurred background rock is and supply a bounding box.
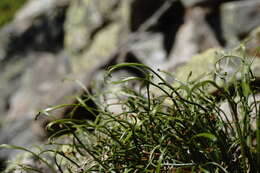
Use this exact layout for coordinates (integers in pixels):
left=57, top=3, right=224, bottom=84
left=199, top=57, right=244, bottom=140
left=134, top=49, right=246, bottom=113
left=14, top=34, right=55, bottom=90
left=0, top=0, right=259, bottom=170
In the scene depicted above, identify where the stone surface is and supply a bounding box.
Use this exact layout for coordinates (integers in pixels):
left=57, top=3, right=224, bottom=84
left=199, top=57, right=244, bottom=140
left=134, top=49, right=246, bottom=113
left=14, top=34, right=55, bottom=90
left=0, top=59, right=27, bottom=119
left=174, top=48, right=260, bottom=84
left=0, top=0, right=69, bottom=61
left=0, top=0, right=130, bottom=162
left=0, top=0, right=70, bottom=153
left=129, top=32, right=167, bottom=69
left=174, top=48, right=219, bottom=82
left=71, top=23, right=120, bottom=73
left=221, top=0, right=260, bottom=46
left=219, top=94, right=259, bottom=130
left=0, top=0, right=69, bottom=111
left=64, top=0, right=117, bottom=54
left=0, top=52, right=76, bottom=159
left=0, top=0, right=72, bottom=161
left=246, top=26, right=260, bottom=58
left=168, top=7, right=220, bottom=69
left=64, top=0, right=130, bottom=73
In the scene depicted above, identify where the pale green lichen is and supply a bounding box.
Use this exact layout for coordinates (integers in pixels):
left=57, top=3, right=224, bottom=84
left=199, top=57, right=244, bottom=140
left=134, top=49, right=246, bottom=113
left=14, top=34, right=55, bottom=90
left=64, top=0, right=123, bottom=54
left=65, top=0, right=130, bottom=73
left=71, top=23, right=120, bottom=73
left=175, top=48, right=219, bottom=83
left=175, top=45, right=260, bottom=85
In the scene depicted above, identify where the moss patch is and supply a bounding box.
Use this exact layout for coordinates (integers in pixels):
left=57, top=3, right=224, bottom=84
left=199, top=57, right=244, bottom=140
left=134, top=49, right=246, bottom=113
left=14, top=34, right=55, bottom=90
left=0, top=0, right=27, bottom=27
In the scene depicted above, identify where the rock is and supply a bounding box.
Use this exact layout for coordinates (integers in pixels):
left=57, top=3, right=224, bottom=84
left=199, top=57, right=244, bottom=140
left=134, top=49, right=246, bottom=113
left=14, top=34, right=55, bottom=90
left=219, top=94, right=260, bottom=131
left=174, top=48, right=219, bottom=83
left=221, top=0, right=260, bottom=46
left=0, top=0, right=69, bottom=61
left=0, top=0, right=131, bottom=161
left=0, top=115, right=40, bottom=160
left=64, top=0, right=118, bottom=54
left=168, top=7, right=220, bottom=70
left=6, top=53, right=69, bottom=121
left=64, top=0, right=130, bottom=73
left=0, top=0, right=70, bottom=157
left=0, top=51, right=80, bottom=160
left=3, top=151, right=54, bottom=173
left=0, top=59, right=27, bottom=120
left=0, top=0, right=71, bottom=117
left=246, top=26, right=260, bottom=58
left=15, top=0, right=69, bottom=21
left=180, top=0, right=223, bottom=7
left=71, top=23, right=121, bottom=73
left=174, top=47, right=260, bottom=84
left=129, top=32, right=167, bottom=69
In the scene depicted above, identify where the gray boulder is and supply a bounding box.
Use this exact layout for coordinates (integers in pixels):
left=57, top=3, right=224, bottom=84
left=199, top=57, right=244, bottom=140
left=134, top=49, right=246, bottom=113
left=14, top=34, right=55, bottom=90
left=221, top=0, right=260, bottom=46
left=64, top=0, right=130, bottom=73
left=0, top=52, right=75, bottom=160
left=0, top=0, right=71, bottom=161
left=168, top=7, right=220, bottom=70
left=129, top=32, right=167, bottom=69
left=0, top=0, right=69, bottom=61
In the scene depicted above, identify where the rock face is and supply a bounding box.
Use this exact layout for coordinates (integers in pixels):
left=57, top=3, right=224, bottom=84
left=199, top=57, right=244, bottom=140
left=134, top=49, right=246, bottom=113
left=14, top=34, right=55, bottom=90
left=0, top=0, right=260, bottom=168
left=221, top=0, right=260, bottom=46
left=129, top=32, right=167, bottom=69
left=0, top=0, right=71, bottom=161
left=174, top=48, right=260, bottom=83
left=64, top=0, right=130, bottom=73
left=0, top=0, right=69, bottom=61
left=168, top=7, right=220, bottom=69
left=246, top=27, right=260, bottom=58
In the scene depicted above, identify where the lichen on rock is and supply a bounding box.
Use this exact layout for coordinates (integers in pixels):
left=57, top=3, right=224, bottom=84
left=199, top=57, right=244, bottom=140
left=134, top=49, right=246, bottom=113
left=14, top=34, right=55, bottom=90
left=64, top=0, right=130, bottom=73
left=175, top=48, right=219, bottom=83
left=71, top=23, right=120, bottom=73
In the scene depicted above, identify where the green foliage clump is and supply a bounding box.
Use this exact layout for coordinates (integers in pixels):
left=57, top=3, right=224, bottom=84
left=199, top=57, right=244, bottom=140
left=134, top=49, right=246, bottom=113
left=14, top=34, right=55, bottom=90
left=1, top=47, right=260, bottom=172
left=0, top=0, right=27, bottom=27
